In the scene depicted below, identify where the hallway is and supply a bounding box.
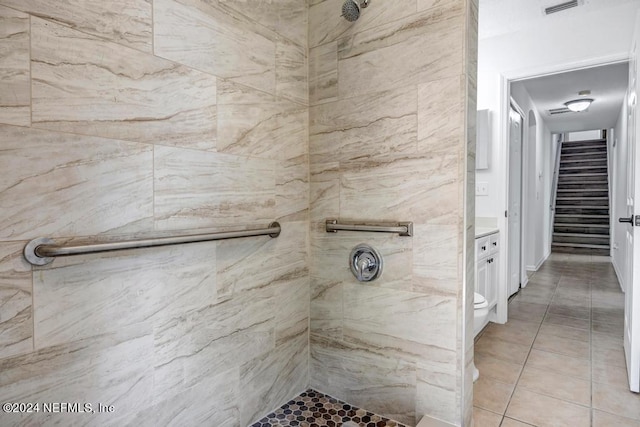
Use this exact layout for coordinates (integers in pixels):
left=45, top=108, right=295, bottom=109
left=473, top=253, right=640, bottom=426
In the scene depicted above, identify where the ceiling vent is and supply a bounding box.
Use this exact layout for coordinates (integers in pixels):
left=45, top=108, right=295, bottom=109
left=548, top=107, right=573, bottom=115
left=545, top=0, right=579, bottom=15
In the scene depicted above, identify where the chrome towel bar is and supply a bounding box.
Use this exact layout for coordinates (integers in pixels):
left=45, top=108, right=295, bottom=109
left=325, top=219, right=413, bottom=237
left=24, top=222, right=281, bottom=266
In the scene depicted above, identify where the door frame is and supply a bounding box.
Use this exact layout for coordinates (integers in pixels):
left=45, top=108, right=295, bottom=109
left=494, top=55, right=630, bottom=324
left=508, top=99, right=525, bottom=299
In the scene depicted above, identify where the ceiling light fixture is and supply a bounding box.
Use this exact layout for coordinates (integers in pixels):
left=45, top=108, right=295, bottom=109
left=564, top=98, right=593, bottom=112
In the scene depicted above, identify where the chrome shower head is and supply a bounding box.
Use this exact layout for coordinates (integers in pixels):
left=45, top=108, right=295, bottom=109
left=341, top=0, right=369, bottom=22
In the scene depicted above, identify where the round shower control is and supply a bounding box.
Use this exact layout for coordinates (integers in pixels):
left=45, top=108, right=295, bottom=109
left=349, top=244, right=383, bottom=282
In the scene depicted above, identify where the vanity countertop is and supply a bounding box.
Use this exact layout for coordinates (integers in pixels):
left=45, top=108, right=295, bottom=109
left=475, top=227, right=499, bottom=239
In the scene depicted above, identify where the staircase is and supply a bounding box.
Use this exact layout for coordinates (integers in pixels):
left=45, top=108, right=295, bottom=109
left=552, top=138, right=610, bottom=256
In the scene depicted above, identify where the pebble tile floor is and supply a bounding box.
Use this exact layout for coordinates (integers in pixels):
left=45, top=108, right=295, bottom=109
left=250, top=389, right=407, bottom=427
left=473, top=253, right=640, bottom=426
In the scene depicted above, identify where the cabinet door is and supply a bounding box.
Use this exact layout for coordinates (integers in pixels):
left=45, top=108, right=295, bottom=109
left=487, top=255, right=499, bottom=308
left=476, top=257, right=489, bottom=299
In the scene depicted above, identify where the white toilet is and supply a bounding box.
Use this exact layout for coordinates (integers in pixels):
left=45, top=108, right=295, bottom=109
left=472, top=292, right=490, bottom=382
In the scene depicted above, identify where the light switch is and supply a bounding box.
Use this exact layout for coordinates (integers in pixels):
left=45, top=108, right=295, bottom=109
left=476, top=182, right=489, bottom=196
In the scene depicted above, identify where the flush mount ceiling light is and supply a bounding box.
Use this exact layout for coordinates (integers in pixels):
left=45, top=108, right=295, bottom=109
left=564, top=98, right=594, bottom=112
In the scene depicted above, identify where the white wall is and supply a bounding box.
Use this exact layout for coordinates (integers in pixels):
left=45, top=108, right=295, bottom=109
left=566, top=130, right=602, bottom=141
left=612, top=99, right=629, bottom=290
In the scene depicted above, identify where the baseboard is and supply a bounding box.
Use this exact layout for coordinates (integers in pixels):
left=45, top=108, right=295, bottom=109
left=612, top=256, right=625, bottom=293
left=525, top=250, right=551, bottom=273
left=521, top=275, right=529, bottom=289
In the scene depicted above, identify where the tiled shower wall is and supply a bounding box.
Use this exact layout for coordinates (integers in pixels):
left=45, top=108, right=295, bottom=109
left=0, top=0, right=309, bottom=425
left=308, top=0, right=477, bottom=425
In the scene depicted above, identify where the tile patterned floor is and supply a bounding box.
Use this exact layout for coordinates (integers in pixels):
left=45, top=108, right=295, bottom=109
left=250, top=389, right=407, bottom=427
left=473, top=253, right=640, bottom=427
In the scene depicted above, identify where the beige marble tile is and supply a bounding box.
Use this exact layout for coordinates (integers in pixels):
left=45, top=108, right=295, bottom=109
left=152, top=287, right=275, bottom=403
left=31, top=17, right=217, bottom=150
left=240, top=332, right=308, bottom=426
left=500, top=418, right=535, bottom=427
left=309, top=0, right=418, bottom=48
left=340, top=153, right=459, bottom=225
left=533, top=333, right=590, bottom=360
left=343, top=283, right=457, bottom=364
left=0, top=242, right=32, bottom=358
left=309, top=42, right=337, bottom=105
left=216, top=220, right=306, bottom=299
left=0, top=0, right=152, bottom=52
left=310, top=85, right=417, bottom=164
left=507, top=300, right=547, bottom=323
left=309, top=162, right=340, bottom=225
left=506, top=387, right=590, bottom=427
left=525, top=349, right=590, bottom=380
left=310, top=231, right=412, bottom=292
left=154, top=146, right=275, bottom=230
left=277, top=155, right=309, bottom=222
left=593, top=381, right=640, bottom=421
left=33, top=242, right=217, bottom=348
left=474, top=353, right=523, bottom=386
left=474, top=335, right=530, bottom=365
left=310, top=334, right=417, bottom=426
left=548, top=303, right=590, bottom=320
left=310, top=276, right=343, bottom=340
left=0, top=124, right=153, bottom=241
left=417, top=360, right=458, bottom=425
left=593, top=410, right=640, bottom=427
left=517, top=365, right=590, bottom=406
left=129, top=367, right=239, bottom=426
left=154, top=0, right=275, bottom=94
left=0, top=325, right=154, bottom=424
left=473, top=375, right=514, bottom=414
left=418, top=76, right=465, bottom=154
left=0, top=6, right=29, bottom=126
left=592, top=341, right=627, bottom=369
left=413, top=224, right=459, bottom=295
left=276, top=37, right=308, bottom=105
left=220, top=0, right=307, bottom=44
left=472, top=406, right=502, bottom=427
left=337, top=4, right=465, bottom=98
left=217, top=80, right=306, bottom=160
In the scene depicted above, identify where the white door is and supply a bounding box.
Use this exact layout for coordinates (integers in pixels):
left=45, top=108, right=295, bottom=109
left=623, top=14, right=640, bottom=392
left=508, top=104, right=523, bottom=297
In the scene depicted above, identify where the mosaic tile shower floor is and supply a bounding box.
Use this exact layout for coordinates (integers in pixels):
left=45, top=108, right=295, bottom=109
left=250, top=389, right=408, bottom=427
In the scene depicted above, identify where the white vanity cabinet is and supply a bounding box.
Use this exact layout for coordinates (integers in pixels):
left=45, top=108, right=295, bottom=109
left=475, top=230, right=499, bottom=310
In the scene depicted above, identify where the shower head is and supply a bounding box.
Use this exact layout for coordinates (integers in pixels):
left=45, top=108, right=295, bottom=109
left=341, top=0, right=369, bottom=22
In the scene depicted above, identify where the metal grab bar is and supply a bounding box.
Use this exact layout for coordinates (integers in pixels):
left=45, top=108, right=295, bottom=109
left=24, top=222, right=281, bottom=266
left=325, top=219, right=413, bottom=237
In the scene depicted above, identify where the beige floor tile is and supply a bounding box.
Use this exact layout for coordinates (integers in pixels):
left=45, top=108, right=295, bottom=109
left=517, top=365, right=590, bottom=407
left=592, top=362, right=630, bottom=388
left=508, top=301, right=548, bottom=324
left=592, top=342, right=627, bottom=368
left=473, top=375, right=515, bottom=415
left=475, top=335, right=531, bottom=365
left=505, top=387, right=590, bottom=427
left=533, top=333, right=590, bottom=360
left=592, top=319, right=623, bottom=337
left=593, top=381, right=640, bottom=421
left=548, top=304, right=590, bottom=320
left=500, top=418, right=535, bottom=427
left=482, top=319, right=539, bottom=347
left=473, top=406, right=503, bottom=427
left=592, top=331, right=623, bottom=350
left=526, top=349, right=590, bottom=380
left=475, top=353, right=523, bottom=386
left=538, top=322, right=589, bottom=342
left=593, top=409, right=640, bottom=427
left=543, top=313, right=590, bottom=330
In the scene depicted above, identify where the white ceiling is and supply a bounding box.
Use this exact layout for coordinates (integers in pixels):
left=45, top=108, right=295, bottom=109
left=479, top=0, right=634, bottom=133
left=514, top=61, right=629, bottom=133
left=479, top=0, right=639, bottom=40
